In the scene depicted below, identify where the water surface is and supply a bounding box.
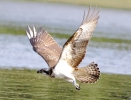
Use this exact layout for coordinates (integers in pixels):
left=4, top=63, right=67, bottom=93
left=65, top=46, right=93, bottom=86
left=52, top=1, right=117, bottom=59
left=0, top=1, right=131, bottom=75
left=0, top=1, right=131, bottom=39
left=0, top=34, right=131, bottom=75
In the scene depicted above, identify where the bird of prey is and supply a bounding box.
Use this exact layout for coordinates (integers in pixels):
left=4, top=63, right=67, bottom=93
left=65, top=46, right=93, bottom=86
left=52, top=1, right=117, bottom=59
left=26, top=7, right=100, bottom=90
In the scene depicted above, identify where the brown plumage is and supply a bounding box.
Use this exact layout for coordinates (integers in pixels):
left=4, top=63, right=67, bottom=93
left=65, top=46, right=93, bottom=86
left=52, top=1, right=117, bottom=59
left=26, top=7, right=100, bottom=90
left=26, top=27, right=62, bottom=67
left=61, top=7, right=100, bottom=69
left=73, top=62, right=100, bottom=83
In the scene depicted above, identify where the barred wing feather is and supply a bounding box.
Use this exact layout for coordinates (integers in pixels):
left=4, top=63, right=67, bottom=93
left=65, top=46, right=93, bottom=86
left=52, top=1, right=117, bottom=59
left=26, top=26, right=62, bottom=67
left=60, top=8, right=100, bottom=68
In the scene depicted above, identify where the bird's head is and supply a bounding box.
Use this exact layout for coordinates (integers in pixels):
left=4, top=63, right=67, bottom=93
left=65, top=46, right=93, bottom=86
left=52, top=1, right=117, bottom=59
left=37, top=68, right=54, bottom=77
left=37, top=68, right=49, bottom=74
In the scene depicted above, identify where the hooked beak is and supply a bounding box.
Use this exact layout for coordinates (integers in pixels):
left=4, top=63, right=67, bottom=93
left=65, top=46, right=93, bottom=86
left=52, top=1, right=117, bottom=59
left=37, top=68, right=50, bottom=74
left=37, top=69, right=43, bottom=73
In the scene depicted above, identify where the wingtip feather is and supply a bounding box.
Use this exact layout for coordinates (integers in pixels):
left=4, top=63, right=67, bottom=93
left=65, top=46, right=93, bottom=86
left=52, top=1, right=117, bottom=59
left=81, top=6, right=100, bottom=26
left=28, top=25, right=33, bottom=38
left=33, top=26, right=37, bottom=37
left=26, top=30, right=31, bottom=39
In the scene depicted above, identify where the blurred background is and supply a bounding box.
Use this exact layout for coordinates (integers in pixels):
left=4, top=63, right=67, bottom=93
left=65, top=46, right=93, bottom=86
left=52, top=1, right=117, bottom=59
left=0, top=0, right=131, bottom=100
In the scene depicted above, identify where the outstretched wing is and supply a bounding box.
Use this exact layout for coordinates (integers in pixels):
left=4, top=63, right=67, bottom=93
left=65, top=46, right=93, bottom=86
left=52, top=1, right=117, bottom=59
left=26, top=26, right=62, bottom=67
left=73, top=62, right=100, bottom=83
left=59, top=7, right=100, bottom=69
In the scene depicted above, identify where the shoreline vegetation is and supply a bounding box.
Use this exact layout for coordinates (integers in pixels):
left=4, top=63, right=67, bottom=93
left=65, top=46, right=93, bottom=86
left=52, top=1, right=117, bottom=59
left=0, top=69, right=131, bottom=100
left=16, top=0, right=131, bottom=10
left=0, top=1, right=131, bottom=48
left=0, top=25, right=131, bottom=45
left=0, top=25, right=131, bottom=50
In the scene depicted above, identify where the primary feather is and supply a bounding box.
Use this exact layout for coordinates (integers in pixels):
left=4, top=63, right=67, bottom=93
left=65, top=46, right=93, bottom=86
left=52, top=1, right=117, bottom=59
left=26, top=26, right=62, bottom=67
left=59, top=7, right=100, bottom=69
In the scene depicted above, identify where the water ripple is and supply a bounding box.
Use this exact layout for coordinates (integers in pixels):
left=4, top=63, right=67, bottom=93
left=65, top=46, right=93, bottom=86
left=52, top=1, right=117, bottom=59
left=0, top=34, right=131, bottom=75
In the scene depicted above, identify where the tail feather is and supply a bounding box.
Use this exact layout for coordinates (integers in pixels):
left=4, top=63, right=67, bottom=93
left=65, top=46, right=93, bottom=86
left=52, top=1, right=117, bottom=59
left=73, top=62, right=100, bottom=83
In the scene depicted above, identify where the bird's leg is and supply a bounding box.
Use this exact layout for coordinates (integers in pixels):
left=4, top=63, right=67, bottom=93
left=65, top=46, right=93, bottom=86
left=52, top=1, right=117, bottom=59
left=67, top=77, right=80, bottom=90
left=73, top=80, right=80, bottom=90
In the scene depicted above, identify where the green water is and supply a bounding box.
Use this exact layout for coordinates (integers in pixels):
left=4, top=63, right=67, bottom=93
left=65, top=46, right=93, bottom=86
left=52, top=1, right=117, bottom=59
left=0, top=69, right=131, bottom=100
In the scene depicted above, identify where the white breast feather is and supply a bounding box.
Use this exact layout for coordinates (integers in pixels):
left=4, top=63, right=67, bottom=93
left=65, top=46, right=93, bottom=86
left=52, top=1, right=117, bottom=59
left=54, top=59, right=73, bottom=78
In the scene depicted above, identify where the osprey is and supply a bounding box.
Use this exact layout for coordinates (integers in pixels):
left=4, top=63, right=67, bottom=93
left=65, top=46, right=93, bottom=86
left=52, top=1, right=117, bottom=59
left=26, top=7, right=100, bottom=90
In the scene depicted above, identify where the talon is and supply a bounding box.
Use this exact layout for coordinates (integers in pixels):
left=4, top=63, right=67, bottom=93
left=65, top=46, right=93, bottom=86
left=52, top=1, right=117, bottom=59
left=75, top=84, right=80, bottom=90
left=76, top=87, right=80, bottom=90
